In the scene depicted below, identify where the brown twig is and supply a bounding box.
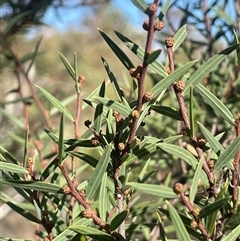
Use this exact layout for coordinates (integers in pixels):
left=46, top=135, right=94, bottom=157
left=58, top=163, right=106, bottom=228
left=126, top=1, right=159, bottom=146
left=175, top=183, right=211, bottom=241
left=1, top=33, right=52, bottom=129
left=166, top=44, right=215, bottom=188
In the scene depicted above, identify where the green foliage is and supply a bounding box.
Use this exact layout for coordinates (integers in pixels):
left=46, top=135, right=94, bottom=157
left=1, top=0, right=240, bottom=241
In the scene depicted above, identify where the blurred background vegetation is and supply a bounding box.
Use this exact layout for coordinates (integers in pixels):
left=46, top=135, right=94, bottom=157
left=1, top=0, right=239, bottom=239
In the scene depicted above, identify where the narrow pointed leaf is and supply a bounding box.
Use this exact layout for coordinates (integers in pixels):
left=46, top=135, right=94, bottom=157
left=127, top=182, right=177, bottom=198
left=196, top=84, right=235, bottom=125
left=173, top=25, right=187, bottom=51
left=123, top=142, right=159, bottom=165
left=221, top=224, right=240, bottom=241
left=185, top=44, right=240, bottom=92
left=167, top=202, right=192, bottom=241
left=189, top=157, right=203, bottom=203
left=110, top=210, right=128, bottom=231
left=115, top=31, right=168, bottom=77
left=0, top=179, right=62, bottom=193
left=130, top=0, right=148, bottom=13
left=98, top=29, right=134, bottom=70
left=58, top=113, right=65, bottom=165
left=86, top=145, right=112, bottom=200
left=0, top=162, right=28, bottom=174
left=198, top=121, right=225, bottom=156
left=36, top=85, right=73, bottom=121
left=146, top=49, right=162, bottom=64
left=4, top=11, right=31, bottom=35
left=101, top=57, right=122, bottom=102
left=157, top=0, right=171, bottom=20
left=158, top=143, right=208, bottom=184
left=95, top=97, right=130, bottom=117
left=69, top=225, right=114, bottom=241
left=214, top=135, right=240, bottom=171
left=52, top=218, right=92, bottom=241
left=99, top=172, right=108, bottom=221
left=94, top=82, right=105, bottom=132
left=0, top=196, right=40, bottom=224
left=151, top=105, right=182, bottom=120
left=59, top=52, right=75, bottom=81
left=151, top=60, right=197, bottom=97
left=199, top=197, right=230, bottom=218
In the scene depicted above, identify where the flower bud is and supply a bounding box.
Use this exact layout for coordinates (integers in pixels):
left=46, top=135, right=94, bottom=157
left=165, top=37, right=174, bottom=48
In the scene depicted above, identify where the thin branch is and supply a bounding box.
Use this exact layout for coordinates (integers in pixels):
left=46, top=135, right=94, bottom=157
left=1, top=33, right=52, bottom=129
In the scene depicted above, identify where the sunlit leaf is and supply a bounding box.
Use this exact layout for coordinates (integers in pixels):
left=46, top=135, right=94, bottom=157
left=214, top=135, right=240, bottom=171
left=0, top=196, right=40, bottom=224
left=0, top=179, right=62, bottom=193
left=195, top=84, right=235, bottom=125
left=86, top=145, right=112, bottom=200
left=130, top=0, right=149, bottom=14
left=173, top=25, right=187, bottom=51
left=167, top=201, right=192, bottom=241
left=146, top=49, right=162, bottom=64
left=127, top=182, right=177, bottom=198
left=115, top=31, right=168, bottom=78
left=95, top=97, right=131, bottom=118
left=98, top=29, right=134, bottom=70
left=189, top=157, right=203, bottom=203
left=36, top=85, right=73, bottom=121
left=0, top=162, right=28, bottom=174
left=59, top=52, right=75, bottom=81
left=69, top=225, right=114, bottom=241
left=185, top=44, right=240, bottom=92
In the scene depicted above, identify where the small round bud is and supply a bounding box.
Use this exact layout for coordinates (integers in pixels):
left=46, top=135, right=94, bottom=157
left=165, top=66, right=171, bottom=74
left=143, top=20, right=150, bottom=31
left=165, top=37, right=174, bottom=48
left=154, top=21, right=164, bottom=31
left=181, top=127, right=190, bottom=136
left=91, top=137, right=100, bottom=146
left=190, top=220, right=198, bottom=228
left=118, top=142, right=125, bottom=151
left=62, top=185, right=71, bottom=194
left=79, top=189, right=86, bottom=199
left=174, top=183, right=184, bottom=194
left=147, top=3, right=158, bottom=16
left=131, top=110, right=140, bottom=118
left=198, top=138, right=206, bottom=149
left=207, top=160, right=215, bottom=170
left=144, top=91, right=154, bottom=101
left=83, top=209, right=92, bottom=218
left=174, top=80, right=185, bottom=92
left=192, top=207, right=200, bottom=217
left=140, top=121, right=146, bottom=126
left=84, top=119, right=92, bottom=127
